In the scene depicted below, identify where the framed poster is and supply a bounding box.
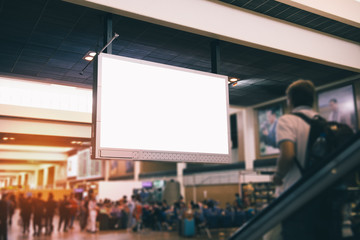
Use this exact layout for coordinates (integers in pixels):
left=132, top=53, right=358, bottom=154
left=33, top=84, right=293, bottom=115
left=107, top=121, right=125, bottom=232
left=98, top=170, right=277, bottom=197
left=77, top=148, right=103, bottom=180
left=318, top=84, right=357, bottom=132
left=109, top=160, right=134, bottom=179
left=257, top=103, right=284, bottom=156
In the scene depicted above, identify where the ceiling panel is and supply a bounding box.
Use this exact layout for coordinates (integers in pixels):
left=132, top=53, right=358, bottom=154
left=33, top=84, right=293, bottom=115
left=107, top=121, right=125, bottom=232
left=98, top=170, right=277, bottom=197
left=0, top=0, right=357, bottom=109
left=221, top=0, right=360, bottom=43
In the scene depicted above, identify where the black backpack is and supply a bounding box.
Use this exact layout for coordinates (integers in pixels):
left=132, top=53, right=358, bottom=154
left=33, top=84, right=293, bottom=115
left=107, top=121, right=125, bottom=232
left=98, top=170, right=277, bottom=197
left=292, top=112, right=354, bottom=176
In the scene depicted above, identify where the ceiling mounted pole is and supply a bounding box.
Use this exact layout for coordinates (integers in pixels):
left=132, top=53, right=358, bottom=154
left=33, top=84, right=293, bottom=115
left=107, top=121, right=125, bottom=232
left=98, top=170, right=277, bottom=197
left=211, top=39, right=220, bottom=74
left=104, top=13, right=113, bottom=54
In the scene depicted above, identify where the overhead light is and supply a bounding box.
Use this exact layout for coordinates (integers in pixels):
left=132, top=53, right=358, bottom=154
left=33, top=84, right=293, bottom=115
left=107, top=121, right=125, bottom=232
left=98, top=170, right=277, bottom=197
left=2, top=137, right=8, bottom=141
left=83, top=51, right=97, bottom=61
left=84, top=56, right=94, bottom=61
left=228, top=77, right=240, bottom=87
left=89, top=52, right=97, bottom=57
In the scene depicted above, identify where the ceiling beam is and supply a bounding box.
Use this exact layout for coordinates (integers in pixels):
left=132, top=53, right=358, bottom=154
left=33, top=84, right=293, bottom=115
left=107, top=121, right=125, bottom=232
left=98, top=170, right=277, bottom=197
left=0, top=151, right=67, bottom=162
left=276, top=0, right=360, bottom=28
left=65, top=0, right=360, bottom=72
left=0, top=117, right=91, bottom=138
left=0, top=164, right=39, bottom=171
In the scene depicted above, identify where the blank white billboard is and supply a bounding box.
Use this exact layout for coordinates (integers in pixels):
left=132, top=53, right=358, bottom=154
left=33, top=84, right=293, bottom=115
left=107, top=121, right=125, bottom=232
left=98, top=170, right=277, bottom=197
left=93, top=53, right=231, bottom=163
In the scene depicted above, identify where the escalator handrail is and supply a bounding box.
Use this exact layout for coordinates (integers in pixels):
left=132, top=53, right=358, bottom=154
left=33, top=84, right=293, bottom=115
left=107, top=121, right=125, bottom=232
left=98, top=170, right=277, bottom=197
left=230, top=131, right=360, bottom=240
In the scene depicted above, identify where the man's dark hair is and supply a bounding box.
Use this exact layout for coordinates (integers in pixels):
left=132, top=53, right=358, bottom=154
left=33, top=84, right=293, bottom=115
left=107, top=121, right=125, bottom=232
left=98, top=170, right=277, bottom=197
left=286, top=79, right=315, bottom=108
left=329, top=98, right=337, bottom=103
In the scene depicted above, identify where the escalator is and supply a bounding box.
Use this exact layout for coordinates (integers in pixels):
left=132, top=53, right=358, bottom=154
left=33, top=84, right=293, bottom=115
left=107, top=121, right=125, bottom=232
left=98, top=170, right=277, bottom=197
left=230, top=132, right=360, bottom=240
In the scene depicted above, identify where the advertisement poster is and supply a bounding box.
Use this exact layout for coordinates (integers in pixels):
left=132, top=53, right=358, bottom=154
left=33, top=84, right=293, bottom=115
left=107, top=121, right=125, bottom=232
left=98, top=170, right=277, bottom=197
left=318, top=85, right=357, bottom=132
left=257, top=103, right=283, bottom=156
left=77, top=149, right=103, bottom=179
left=109, top=160, right=134, bottom=178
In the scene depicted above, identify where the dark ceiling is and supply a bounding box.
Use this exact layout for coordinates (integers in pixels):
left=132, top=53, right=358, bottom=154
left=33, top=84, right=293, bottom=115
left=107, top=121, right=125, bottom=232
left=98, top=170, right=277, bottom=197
left=0, top=0, right=359, bottom=106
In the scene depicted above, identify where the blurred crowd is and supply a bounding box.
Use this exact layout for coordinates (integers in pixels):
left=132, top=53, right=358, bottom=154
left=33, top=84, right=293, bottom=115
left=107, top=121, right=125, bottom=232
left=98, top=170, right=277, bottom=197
left=0, top=190, right=255, bottom=239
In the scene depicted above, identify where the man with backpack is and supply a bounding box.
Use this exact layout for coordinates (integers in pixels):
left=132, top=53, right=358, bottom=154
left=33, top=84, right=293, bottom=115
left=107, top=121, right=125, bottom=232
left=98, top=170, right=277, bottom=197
left=273, top=79, right=352, bottom=240
left=273, top=79, right=318, bottom=193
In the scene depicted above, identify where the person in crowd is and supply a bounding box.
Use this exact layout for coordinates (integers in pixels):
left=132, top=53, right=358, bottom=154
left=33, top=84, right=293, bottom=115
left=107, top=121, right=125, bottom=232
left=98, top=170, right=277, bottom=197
left=127, top=195, right=135, bottom=231
left=234, top=193, right=243, bottom=210
left=87, top=194, right=98, bottom=233
left=79, top=196, right=89, bottom=231
left=18, top=193, right=25, bottom=231
left=132, top=195, right=143, bottom=232
left=45, top=192, right=57, bottom=235
left=120, top=198, right=129, bottom=229
left=155, top=188, right=162, bottom=203
left=58, top=195, right=70, bottom=232
left=20, top=194, right=32, bottom=234
left=0, top=193, right=8, bottom=240
left=272, top=79, right=335, bottom=240
left=7, top=194, right=16, bottom=227
left=32, top=192, right=45, bottom=236
left=68, top=193, right=78, bottom=229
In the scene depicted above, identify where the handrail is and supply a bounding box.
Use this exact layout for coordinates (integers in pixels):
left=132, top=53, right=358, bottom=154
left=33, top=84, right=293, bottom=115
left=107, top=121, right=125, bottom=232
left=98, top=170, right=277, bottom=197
left=229, top=132, right=360, bottom=240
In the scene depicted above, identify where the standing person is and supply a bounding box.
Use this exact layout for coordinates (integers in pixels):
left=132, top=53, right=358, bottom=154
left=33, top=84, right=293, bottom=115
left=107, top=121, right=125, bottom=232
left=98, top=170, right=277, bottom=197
left=44, top=192, right=57, bottom=235
left=7, top=194, right=16, bottom=227
left=87, top=194, right=98, bottom=233
left=68, top=193, right=78, bottom=229
left=272, top=79, right=336, bottom=240
left=79, top=196, right=89, bottom=231
left=273, top=80, right=318, bottom=194
left=127, top=195, right=135, bottom=231
left=0, top=193, right=8, bottom=240
left=132, top=195, right=143, bottom=232
left=58, top=195, right=70, bottom=232
left=32, top=192, right=45, bottom=236
left=20, top=195, right=32, bottom=234
left=234, top=193, right=243, bottom=210
left=121, top=198, right=129, bottom=229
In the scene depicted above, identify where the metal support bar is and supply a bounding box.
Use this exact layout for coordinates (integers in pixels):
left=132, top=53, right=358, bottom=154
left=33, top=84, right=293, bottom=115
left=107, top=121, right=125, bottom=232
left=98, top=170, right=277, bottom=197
left=104, top=13, right=113, bottom=54
left=80, top=14, right=118, bottom=75
left=79, top=32, right=119, bottom=75
left=210, top=39, right=220, bottom=74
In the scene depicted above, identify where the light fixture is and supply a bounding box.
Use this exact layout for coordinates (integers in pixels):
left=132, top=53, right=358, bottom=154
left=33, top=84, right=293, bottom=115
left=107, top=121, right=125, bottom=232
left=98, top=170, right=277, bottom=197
left=2, top=137, right=8, bottom=141
left=89, top=52, right=97, bottom=57
left=84, top=56, right=94, bottom=61
left=82, top=51, right=97, bottom=61
left=228, top=77, right=239, bottom=87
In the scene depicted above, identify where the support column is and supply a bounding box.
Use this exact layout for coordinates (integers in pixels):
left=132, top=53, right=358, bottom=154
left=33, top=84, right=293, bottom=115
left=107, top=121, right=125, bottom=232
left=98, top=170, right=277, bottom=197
left=104, top=160, right=110, bottom=181
left=134, top=161, right=141, bottom=181
left=177, top=162, right=187, bottom=200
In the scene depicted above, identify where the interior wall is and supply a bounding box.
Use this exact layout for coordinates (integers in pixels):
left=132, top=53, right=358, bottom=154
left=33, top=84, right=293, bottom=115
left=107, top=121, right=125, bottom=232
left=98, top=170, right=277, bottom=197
left=140, top=161, right=177, bottom=174
left=242, top=77, right=360, bottom=170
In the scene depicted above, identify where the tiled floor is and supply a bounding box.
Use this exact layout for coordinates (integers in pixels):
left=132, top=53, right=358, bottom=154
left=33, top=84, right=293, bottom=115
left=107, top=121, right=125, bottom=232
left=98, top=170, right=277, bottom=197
left=6, top=211, right=236, bottom=240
